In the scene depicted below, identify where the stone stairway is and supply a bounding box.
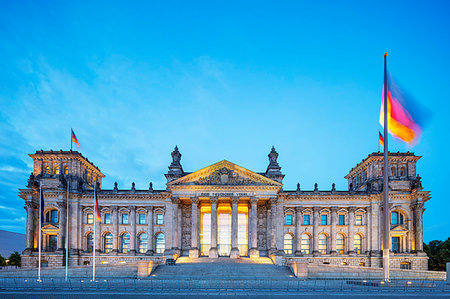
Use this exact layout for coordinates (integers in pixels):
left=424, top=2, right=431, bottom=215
left=150, top=257, right=295, bottom=281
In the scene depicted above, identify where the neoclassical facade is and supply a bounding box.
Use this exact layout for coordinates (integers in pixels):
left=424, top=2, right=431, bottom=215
left=20, top=147, right=430, bottom=270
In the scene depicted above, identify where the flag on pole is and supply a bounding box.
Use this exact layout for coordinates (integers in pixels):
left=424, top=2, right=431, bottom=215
left=379, top=74, right=428, bottom=145
left=71, top=129, right=80, bottom=148
left=94, top=188, right=101, bottom=223
left=379, top=131, right=385, bottom=148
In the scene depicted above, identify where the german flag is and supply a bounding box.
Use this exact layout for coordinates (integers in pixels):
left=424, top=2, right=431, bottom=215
left=94, top=188, right=101, bottom=223
left=379, top=131, right=384, bottom=148
left=71, top=129, right=80, bottom=148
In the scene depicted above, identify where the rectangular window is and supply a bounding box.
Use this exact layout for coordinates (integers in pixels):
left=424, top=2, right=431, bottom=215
left=321, top=215, right=328, bottom=225
left=338, top=215, right=345, bottom=225
left=392, top=237, right=400, bottom=253
left=104, top=213, right=111, bottom=224
left=50, top=210, right=58, bottom=223
left=122, top=213, right=129, bottom=224
left=286, top=214, right=293, bottom=225
left=355, top=215, right=362, bottom=225
left=139, top=213, right=146, bottom=224
left=156, top=214, right=164, bottom=225
left=303, top=214, right=310, bottom=225
left=87, top=213, right=93, bottom=224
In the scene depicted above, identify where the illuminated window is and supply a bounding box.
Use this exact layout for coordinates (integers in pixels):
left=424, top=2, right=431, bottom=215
left=336, top=234, right=345, bottom=254
left=283, top=233, right=293, bottom=255
left=155, top=233, right=165, bottom=254
left=87, top=213, right=93, bottom=224
left=400, top=262, right=411, bottom=269
left=359, top=262, right=365, bottom=267
left=338, top=214, right=345, bottom=225
left=122, top=213, right=129, bottom=224
left=55, top=165, right=60, bottom=175
left=355, top=215, right=362, bottom=225
left=87, top=233, right=93, bottom=253
left=321, top=215, right=328, bottom=225
left=138, top=233, right=148, bottom=253
left=64, top=165, right=69, bottom=175
left=400, top=167, right=406, bottom=177
left=44, top=164, right=50, bottom=174
left=303, top=214, right=310, bottom=225
left=120, top=233, right=130, bottom=253
left=318, top=234, right=327, bottom=254
left=286, top=214, right=293, bottom=225
left=104, top=213, right=111, bottom=224
left=139, top=214, right=146, bottom=224
left=301, top=234, right=310, bottom=254
left=156, top=214, right=164, bottom=225
left=354, top=234, right=362, bottom=254
left=104, top=233, right=113, bottom=253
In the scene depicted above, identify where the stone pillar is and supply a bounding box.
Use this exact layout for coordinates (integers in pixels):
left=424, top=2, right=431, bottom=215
left=267, top=202, right=275, bottom=254
left=189, top=197, right=199, bottom=258
left=230, top=197, right=240, bottom=258
left=34, top=206, right=39, bottom=250
left=348, top=207, right=355, bottom=255
left=70, top=199, right=79, bottom=253
left=171, top=198, right=179, bottom=251
left=146, top=207, right=154, bottom=254
left=370, top=201, right=381, bottom=255
left=178, top=203, right=183, bottom=253
left=25, top=202, right=35, bottom=252
left=209, top=197, right=219, bottom=258
left=275, top=198, right=285, bottom=255
left=249, top=197, right=259, bottom=258
left=330, top=206, right=337, bottom=256
left=295, top=207, right=302, bottom=256
left=312, top=206, right=319, bottom=256
left=413, top=203, right=424, bottom=252
left=130, top=206, right=136, bottom=254
left=112, top=206, right=119, bottom=253
left=57, top=202, right=66, bottom=251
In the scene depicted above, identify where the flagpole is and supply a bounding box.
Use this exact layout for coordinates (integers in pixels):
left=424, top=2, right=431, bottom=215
left=92, top=185, right=96, bottom=281
left=38, top=184, right=42, bottom=282
left=382, top=52, right=390, bottom=282
left=65, top=130, right=72, bottom=281
left=71, top=128, right=73, bottom=151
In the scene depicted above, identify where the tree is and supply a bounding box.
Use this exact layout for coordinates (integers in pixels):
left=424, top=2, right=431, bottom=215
left=7, top=251, right=21, bottom=267
left=0, top=254, right=5, bottom=267
left=424, top=238, right=450, bottom=271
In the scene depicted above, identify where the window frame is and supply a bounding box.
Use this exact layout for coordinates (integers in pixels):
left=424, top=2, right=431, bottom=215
left=283, top=233, right=294, bottom=255
left=338, top=214, right=345, bottom=225
left=303, top=214, right=310, bottom=225
left=156, top=214, right=164, bottom=225
left=355, top=214, right=363, bottom=226
left=321, top=214, right=328, bottom=225
left=122, top=213, right=129, bottom=224
left=104, top=213, right=111, bottom=224
left=139, top=213, right=146, bottom=225
left=285, top=214, right=293, bottom=226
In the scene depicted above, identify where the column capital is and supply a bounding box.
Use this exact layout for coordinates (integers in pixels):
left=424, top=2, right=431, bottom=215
left=269, top=197, right=278, bottom=204
left=171, top=197, right=179, bottom=204
left=295, top=206, right=303, bottom=213
left=56, top=201, right=66, bottom=210
left=250, top=197, right=258, bottom=205
left=231, top=197, right=239, bottom=205
left=26, top=201, right=37, bottom=209
left=112, top=206, right=118, bottom=212
left=147, top=206, right=153, bottom=212
left=348, top=206, right=356, bottom=213
left=313, top=206, right=320, bottom=213
left=330, top=206, right=339, bottom=212
left=190, top=197, right=199, bottom=204
left=210, top=196, right=218, bottom=204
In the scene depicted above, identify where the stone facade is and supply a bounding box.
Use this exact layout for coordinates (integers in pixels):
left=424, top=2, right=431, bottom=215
left=20, top=148, right=430, bottom=270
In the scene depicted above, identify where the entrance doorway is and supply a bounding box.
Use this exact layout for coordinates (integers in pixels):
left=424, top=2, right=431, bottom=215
left=218, top=213, right=231, bottom=256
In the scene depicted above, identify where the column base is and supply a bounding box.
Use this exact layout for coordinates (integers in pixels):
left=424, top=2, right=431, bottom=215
left=129, top=250, right=137, bottom=256
left=209, top=247, right=219, bottom=258
left=312, top=250, right=319, bottom=257
left=145, top=250, right=154, bottom=256
left=23, top=248, right=34, bottom=255
left=348, top=250, right=356, bottom=257
left=230, top=248, right=240, bottom=259
left=249, top=248, right=259, bottom=258
left=189, top=248, right=199, bottom=258
left=294, top=251, right=303, bottom=257
left=330, top=250, right=338, bottom=256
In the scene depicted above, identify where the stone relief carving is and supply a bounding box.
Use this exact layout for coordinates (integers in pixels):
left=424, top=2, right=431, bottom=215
left=257, top=204, right=267, bottom=250
left=181, top=204, right=192, bottom=250
left=191, top=167, right=268, bottom=186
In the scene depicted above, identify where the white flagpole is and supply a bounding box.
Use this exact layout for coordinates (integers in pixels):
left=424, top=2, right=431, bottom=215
left=65, top=132, right=72, bottom=281
left=38, top=185, right=42, bottom=281
left=92, top=186, right=96, bottom=281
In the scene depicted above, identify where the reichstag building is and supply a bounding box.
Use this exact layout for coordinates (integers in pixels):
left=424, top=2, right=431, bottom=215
left=20, top=147, right=430, bottom=270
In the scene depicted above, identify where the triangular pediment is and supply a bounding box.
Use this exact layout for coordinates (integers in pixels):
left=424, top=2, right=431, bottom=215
left=42, top=223, right=59, bottom=230
left=390, top=225, right=409, bottom=232
left=167, top=160, right=282, bottom=187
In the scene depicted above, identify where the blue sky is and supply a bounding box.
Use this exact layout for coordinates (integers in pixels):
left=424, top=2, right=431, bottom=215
left=0, top=1, right=449, bottom=242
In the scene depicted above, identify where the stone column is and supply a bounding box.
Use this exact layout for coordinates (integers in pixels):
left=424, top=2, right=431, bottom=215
left=189, top=197, right=199, bottom=258
left=209, top=197, right=219, bottom=258
left=249, top=197, right=259, bottom=258
left=164, top=198, right=173, bottom=254
left=25, top=202, right=35, bottom=252
left=295, top=207, right=302, bottom=256
left=112, top=206, right=119, bottom=253
left=348, top=207, right=356, bottom=255
left=171, top=198, right=180, bottom=252
left=312, top=206, right=320, bottom=256
left=269, top=198, right=278, bottom=255
left=266, top=202, right=272, bottom=253
left=413, top=203, right=424, bottom=252
left=230, top=197, right=240, bottom=258
left=275, top=198, right=285, bottom=255
left=146, top=207, right=154, bottom=254
left=330, top=206, right=337, bottom=256
left=57, top=202, right=67, bottom=251
left=370, top=201, right=381, bottom=255
left=130, top=206, right=136, bottom=254
left=70, top=199, right=79, bottom=253
left=178, top=203, right=183, bottom=253
left=34, top=206, right=39, bottom=250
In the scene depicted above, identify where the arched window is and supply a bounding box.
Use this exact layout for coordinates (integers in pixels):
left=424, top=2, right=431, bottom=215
left=400, top=167, right=406, bottom=177
left=44, top=164, right=50, bottom=174
left=336, top=234, right=345, bottom=254
left=155, top=233, right=165, bottom=254
left=283, top=233, right=293, bottom=255
left=120, top=233, right=130, bottom=253
left=354, top=234, right=362, bottom=254
left=55, top=165, right=60, bottom=175
left=104, top=233, right=113, bottom=253
left=391, top=167, right=396, bottom=177
left=86, top=233, right=93, bottom=253
left=318, top=234, right=327, bottom=254
left=138, top=233, right=148, bottom=254
left=391, top=211, right=404, bottom=225
left=45, top=210, right=58, bottom=223
left=301, top=234, right=310, bottom=254
left=64, top=165, right=69, bottom=175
